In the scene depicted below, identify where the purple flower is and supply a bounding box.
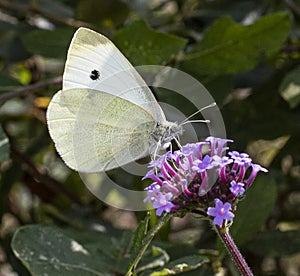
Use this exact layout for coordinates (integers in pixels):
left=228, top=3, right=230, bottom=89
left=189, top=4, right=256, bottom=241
left=181, top=143, right=199, bottom=156
left=207, top=199, right=234, bottom=227
left=180, top=178, right=193, bottom=196
left=182, top=142, right=208, bottom=160
left=212, top=155, right=233, bottom=168
left=230, top=180, right=245, bottom=196
left=143, top=137, right=267, bottom=222
left=153, top=193, right=175, bottom=216
left=142, top=168, right=155, bottom=180
left=162, top=180, right=180, bottom=195
left=192, top=155, right=213, bottom=173
left=142, top=169, right=163, bottom=185
left=229, top=151, right=252, bottom=167
left=144, top=183, right=160, bottom=191
left=144, top=183, right=161, bottom=203
left=171, top=150, right=182, bottom=164
left=206, top=137, right=233, bottom=156
left=148, top=153, right=169, bottom=169
left=245, top=164, right=268, bottom=187
left=228, top=151, right=249, bottom=159
left=181, top=156, right=194, bottom=171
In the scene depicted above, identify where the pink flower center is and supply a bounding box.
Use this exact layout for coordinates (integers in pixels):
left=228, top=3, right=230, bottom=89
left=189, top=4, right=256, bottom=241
left=218, top=207, right=225, bottom=216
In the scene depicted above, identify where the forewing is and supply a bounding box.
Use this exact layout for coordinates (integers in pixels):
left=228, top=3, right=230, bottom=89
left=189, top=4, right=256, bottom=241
left=63, top=27, right=165, bottom=122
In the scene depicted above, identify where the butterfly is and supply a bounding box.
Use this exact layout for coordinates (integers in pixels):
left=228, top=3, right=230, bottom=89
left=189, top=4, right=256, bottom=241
left=46, top=27, right=183, bottom=173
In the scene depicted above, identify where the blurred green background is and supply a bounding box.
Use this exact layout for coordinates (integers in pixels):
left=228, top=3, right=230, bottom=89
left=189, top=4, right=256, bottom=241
left=0, top=0, right=300, bottom=275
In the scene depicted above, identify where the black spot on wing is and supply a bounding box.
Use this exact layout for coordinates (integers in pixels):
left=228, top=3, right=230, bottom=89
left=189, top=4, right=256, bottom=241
left=90, top=69, right=100, bottom=80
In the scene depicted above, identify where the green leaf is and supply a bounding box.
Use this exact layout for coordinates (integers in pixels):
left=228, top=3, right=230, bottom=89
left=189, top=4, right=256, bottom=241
left=11, top=225, right=111, bottom=275
left=0, top=30, right=31, bottom=62
left=279, top=66, right=300, bottom=109
left=0, top=74, right=22, bottom=93
left=21, top=29, right=74, bottom=59
left=198, top=74, right=233, bottom=106
left=76, top=0, right=129, bottom=27
left=182, top=12, right=291, bottom=75
left=113, top=20, right=187, bottom=65
left=245, top=230, right=300, bottom=257
left=148, top=255, right=209, bottom=275
left=230, top=175, right=277, bottom=246
left=138, top=245, right=170, bottom=274
left=128, top=213, right=150, bottom=256
left=0, top=124, right=9, bottom=162
left=126, top=213, right=172, bottom=275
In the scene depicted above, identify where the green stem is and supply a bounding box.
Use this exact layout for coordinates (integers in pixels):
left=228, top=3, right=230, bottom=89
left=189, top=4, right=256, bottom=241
left=126, top=212, right=172, bottom=276
left=215, top=225, right=253, bottom=276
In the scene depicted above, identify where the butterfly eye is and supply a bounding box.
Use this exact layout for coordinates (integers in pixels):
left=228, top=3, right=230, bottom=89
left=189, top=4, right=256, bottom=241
left=90, top=69, right=100, bottom=80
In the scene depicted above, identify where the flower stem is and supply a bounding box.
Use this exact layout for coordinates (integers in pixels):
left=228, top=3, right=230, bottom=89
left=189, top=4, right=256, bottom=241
left=215, top=225, right=253, bottom=276
left=126, top=212, right=172, bottom=276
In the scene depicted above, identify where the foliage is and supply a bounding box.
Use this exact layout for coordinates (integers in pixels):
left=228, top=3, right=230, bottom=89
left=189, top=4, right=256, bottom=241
left=0, top=0, right=300, bottom=275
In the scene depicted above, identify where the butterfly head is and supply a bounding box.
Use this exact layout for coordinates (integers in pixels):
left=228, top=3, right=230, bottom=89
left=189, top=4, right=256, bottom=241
left=152, top=121, right=183, bottom=150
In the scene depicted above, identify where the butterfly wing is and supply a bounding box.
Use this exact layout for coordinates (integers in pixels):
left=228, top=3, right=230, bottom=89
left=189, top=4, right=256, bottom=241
left=47, top=88, right=157, bottom=172
left=63, top=27, right=165, bottom=123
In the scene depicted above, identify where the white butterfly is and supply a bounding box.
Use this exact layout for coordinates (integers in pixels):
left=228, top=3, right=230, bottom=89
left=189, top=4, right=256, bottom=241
left=46, top=27, right=183, bottom=173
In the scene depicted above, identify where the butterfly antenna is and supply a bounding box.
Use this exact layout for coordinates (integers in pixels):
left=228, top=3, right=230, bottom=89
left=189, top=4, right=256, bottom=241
left=180, top=102, right=217, bottom=124
left=180, top=119, right=210, bottom=126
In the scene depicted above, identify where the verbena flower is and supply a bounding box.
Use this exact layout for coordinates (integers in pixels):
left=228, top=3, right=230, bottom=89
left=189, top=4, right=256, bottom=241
left=143, top=137, right=268, bottom=227
left=207, top=199, right=234, bottom=227
left=230, top=180, right=245, bottom=196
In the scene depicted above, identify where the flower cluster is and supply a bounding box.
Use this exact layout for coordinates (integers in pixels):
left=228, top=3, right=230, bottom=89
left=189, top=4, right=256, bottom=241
left=143, top=137, right=268, bottom=227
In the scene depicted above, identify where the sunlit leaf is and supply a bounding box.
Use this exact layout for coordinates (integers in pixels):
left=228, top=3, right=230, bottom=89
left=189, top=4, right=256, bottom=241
left=148, top=255, right=209, bottom=275
left=11, top=225, right=113, bottom=275
left=246, top=136, right=290, bottom=167
left=279, top=66, right=300, bottom=109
